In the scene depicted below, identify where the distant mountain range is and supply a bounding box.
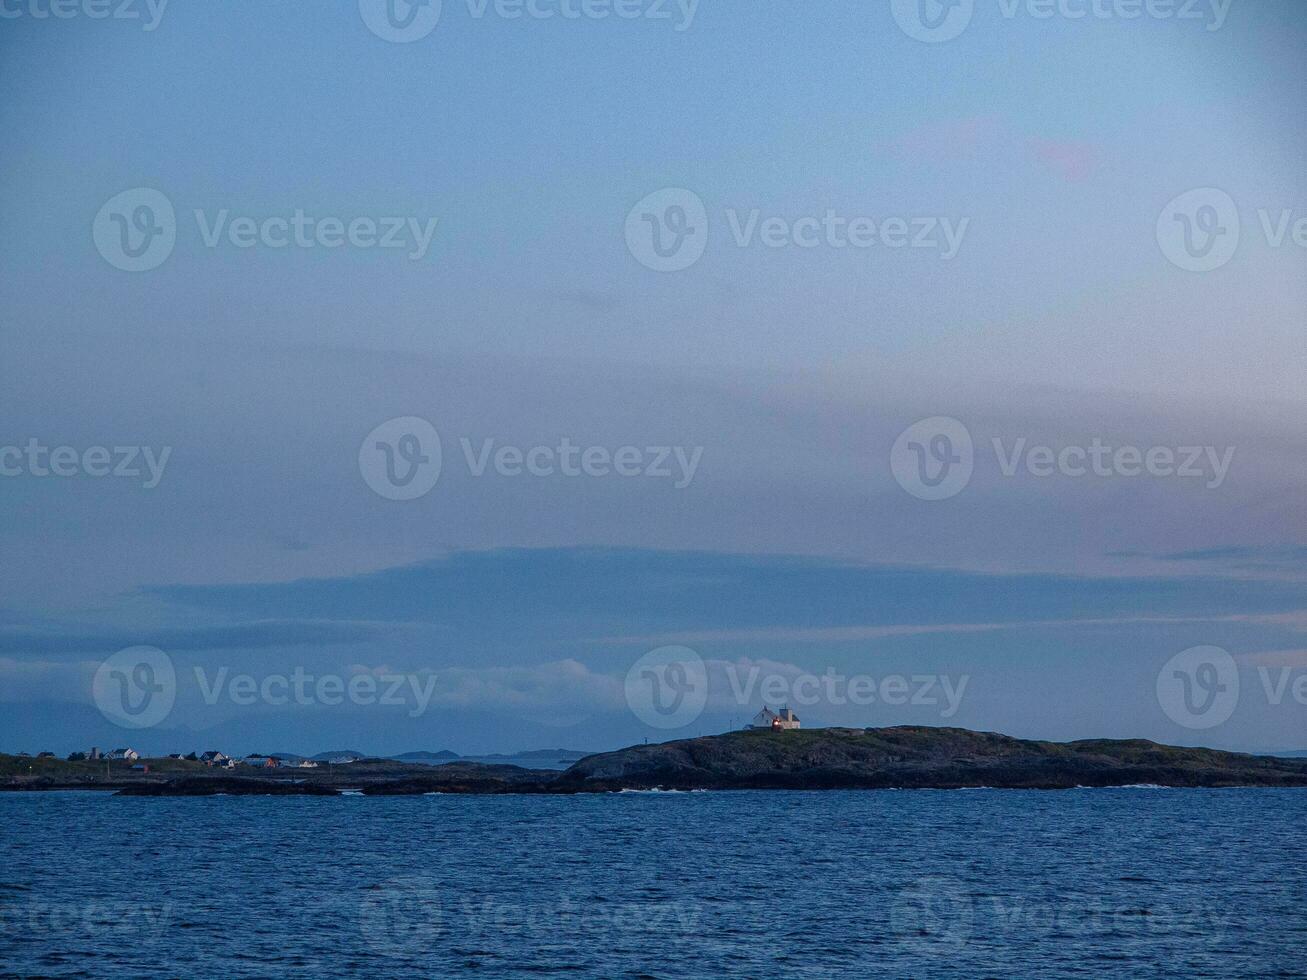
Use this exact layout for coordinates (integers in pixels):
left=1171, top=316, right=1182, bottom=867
left=262, top=748, right=592, bottom=766
left=391, top=751, right=460, bottom=763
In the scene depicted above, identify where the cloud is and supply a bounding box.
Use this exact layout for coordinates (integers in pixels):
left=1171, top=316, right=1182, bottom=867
left=1118, top=546, right=1307, bottom=576
left=1236, top=649, right=1307, bottom=668
left=586, top=615, right=1244, bottom=647
left=405, top=659, right=621, bottom=713
left=0, top=620, right=398, bottom=656
left=0, top=654, right=625, bottom=716
left=1222, top=611, right=1307, bottom=631
left=1160, top=546, right=1307, bottom=564
left=142, top=548, right=1307, bottom=646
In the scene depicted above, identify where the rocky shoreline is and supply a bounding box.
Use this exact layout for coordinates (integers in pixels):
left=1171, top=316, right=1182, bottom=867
left=6, top=728, right=1307, bottom=796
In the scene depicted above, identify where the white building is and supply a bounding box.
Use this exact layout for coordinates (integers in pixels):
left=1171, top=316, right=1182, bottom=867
left=106, top=748, right=139, bottom=761
left=746, top=706, right=801, bottom=731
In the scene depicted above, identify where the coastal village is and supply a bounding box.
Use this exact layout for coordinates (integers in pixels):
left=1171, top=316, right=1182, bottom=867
left=13, top=747, right=365, bottom=771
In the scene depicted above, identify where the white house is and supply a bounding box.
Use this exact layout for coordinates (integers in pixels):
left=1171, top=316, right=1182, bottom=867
left=746, top=706, right=800, bottom=731
left=106, top=748, right=139, bottom=761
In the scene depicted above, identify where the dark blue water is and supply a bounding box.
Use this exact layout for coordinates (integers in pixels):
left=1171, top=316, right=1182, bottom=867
left=2, top=789, right=1304, bottom=978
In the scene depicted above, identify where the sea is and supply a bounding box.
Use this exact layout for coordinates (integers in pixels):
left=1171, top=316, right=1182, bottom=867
left=1, top=788, right=1304, bottom=978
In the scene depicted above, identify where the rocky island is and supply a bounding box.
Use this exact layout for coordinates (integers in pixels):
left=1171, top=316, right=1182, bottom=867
left=5, top=727, right=1307, bottom=795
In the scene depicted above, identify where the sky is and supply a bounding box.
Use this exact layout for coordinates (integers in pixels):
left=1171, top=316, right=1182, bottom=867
left=0, top=0, right=1304, bottom=756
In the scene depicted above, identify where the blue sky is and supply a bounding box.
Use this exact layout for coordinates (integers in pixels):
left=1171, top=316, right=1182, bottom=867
left=0, top=1, right=1304, bottom=755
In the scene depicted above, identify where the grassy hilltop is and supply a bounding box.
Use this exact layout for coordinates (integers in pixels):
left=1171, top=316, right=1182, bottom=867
left=552, top=727, right=1307, bottom=791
